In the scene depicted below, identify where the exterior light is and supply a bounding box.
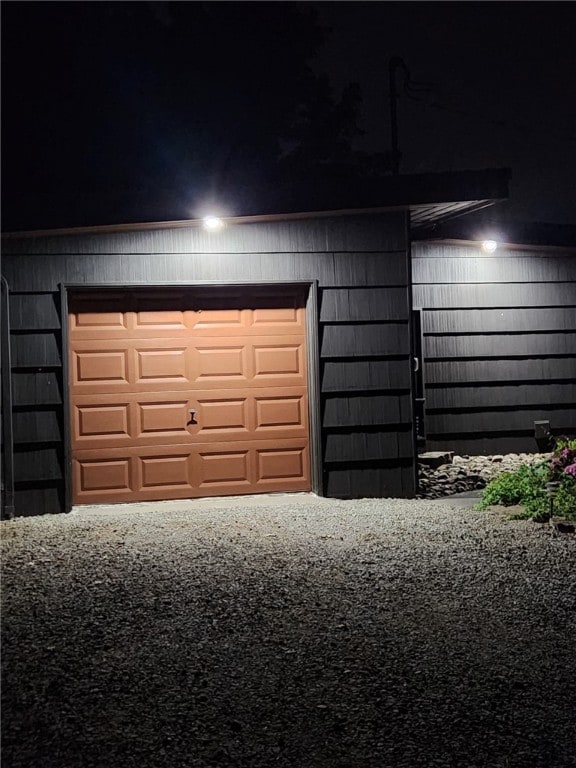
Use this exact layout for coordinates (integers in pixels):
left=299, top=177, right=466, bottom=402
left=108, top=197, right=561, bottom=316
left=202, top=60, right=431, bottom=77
left=481, top=239, right=498, bottom=253
left=202, top=216, right=224, bottom=231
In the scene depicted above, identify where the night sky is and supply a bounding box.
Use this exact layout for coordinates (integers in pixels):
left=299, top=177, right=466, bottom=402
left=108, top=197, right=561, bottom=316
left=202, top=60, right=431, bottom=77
left=2, top=1, right=575, bottom=232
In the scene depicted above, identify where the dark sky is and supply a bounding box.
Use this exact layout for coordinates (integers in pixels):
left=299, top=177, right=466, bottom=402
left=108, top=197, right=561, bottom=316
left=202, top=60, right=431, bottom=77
left=2, top=1, right=576, bottom=231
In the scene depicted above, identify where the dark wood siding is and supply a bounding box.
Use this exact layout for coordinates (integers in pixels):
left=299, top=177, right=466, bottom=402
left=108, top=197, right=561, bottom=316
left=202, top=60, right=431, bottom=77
left=2, top=212, right=414, bottom=513
left=413, top=242, right=576, bottom=455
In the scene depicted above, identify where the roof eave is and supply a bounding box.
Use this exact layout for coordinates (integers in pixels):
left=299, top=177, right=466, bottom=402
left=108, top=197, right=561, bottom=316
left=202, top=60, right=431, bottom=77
left=2, top=167, right=511, bottom=240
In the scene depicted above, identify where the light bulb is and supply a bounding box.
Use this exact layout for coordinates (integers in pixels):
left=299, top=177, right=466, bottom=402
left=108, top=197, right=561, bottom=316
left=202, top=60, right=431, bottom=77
left=481, top=239, right=498, bottom=253
left=202, top=216, right=224, bottom=231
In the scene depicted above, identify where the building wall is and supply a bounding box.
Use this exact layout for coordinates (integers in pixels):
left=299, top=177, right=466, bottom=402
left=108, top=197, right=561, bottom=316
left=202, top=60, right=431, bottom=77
left=413, top=242, right=576, bottom=455
left=2, top=212, right=416, bottom=515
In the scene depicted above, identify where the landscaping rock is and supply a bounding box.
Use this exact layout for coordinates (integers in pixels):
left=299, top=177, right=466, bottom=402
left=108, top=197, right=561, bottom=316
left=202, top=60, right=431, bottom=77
left=417, top=452, right=552, bottom=500
left=418, top=451, right=454, bottom=469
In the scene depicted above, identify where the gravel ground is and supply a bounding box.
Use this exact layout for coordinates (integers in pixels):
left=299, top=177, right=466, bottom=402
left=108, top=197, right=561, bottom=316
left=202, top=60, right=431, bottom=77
left=2, top=494, right=576, bottom=768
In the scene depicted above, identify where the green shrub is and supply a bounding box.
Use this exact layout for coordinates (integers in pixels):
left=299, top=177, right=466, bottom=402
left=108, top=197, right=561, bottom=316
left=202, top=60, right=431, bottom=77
left=478, top=463, right=548, bottom=511
left=550, top=475, right=576, bottom=518
left=478, top=447, right=576, bottom=521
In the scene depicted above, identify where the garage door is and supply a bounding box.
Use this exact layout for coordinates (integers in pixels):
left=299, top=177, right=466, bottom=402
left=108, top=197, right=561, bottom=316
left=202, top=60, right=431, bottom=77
left=69, top=290, right=311, bottom=504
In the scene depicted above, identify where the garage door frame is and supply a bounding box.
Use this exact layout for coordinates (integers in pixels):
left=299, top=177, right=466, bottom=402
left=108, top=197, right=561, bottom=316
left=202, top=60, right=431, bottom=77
left=60, top=280, right=322, bottom=511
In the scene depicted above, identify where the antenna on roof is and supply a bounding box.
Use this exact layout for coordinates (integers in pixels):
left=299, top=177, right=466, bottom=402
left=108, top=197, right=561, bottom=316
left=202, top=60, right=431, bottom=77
left=388, top=56, right=409, bottom=176
left=389, top=57, right=439, bottom=176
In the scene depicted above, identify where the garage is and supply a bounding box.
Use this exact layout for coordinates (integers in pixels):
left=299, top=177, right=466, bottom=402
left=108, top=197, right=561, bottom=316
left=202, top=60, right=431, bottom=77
left=68, top=287, right=312, bottom=504
left=2, top=170, right=514, bottom=516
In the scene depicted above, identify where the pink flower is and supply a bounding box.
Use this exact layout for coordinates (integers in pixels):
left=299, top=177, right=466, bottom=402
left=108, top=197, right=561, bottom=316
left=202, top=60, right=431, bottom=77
left=564, top=464, right=576, bottom=477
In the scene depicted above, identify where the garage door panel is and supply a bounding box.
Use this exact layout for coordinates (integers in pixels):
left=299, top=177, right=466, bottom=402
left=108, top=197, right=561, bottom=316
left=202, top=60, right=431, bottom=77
left=253, top=343, right=305, bottom=379
left=75, top=403, right=131, bottom=443
left=257, top=447, right=307, bottom=482
left=136, top=347, right=189, bottom=384
left=140, top=455, right=191, bottom=489
left=69, top=294, right=130, bottom=333
left=70, top=340, right=136, bottom=393
left=137, top=400, right=191, bottom=438
left=73, top=389, right=307, bottom=449
left=134, top=310, right=191, bottom=331
left=73, top=439, right=309, bottom=502
left=74, top=457, right=135, bottom=503
left=194, top=398, right=251, bottom=435
left=193, top=309, right=247, bottom=331
left=252, top=307, right=302, bottom=327
left=70, top=308, right=307, bottom=340
left=197, top=450, right=252, bottom=488
left=71, top=311, right=128, bottom=332
left=255, top=394, right=307, bottom=430
left=195, top=345, right=248, bottom=381
left=71, top=337, right=306, bottom=392
left=72, top=349, right=131, bottom=388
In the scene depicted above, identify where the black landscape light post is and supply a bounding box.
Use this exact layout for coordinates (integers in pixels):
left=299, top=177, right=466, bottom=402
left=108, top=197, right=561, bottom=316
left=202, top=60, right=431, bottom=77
left=545, top=481, right=561, bottom=518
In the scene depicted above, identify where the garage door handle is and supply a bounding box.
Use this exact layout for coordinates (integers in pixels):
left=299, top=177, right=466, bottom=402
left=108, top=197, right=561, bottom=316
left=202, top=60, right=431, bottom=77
left=188, top=409, right=198, bottom=425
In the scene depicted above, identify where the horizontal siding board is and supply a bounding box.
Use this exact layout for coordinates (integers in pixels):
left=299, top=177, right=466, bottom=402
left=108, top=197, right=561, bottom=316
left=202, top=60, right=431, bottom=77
left=422, top=308, right=576, bottom=334
left=424, top=436, right=546, bottom=456
left=413, top=255, right=576, bottom=284
left=425, top=333, right=576, bottom=358
left=14, top=487, right=64, bottom=517
left=9, top=292, right=61, bottom=330
left=3, top=250, right=407, bottom=292
left=425, top=358, right=576, bottom=384
left=2, top=212, right=406, bottom=256
left=321, top=323, right=409, bottom=358
left=331, top=252, right=407, bottom=287
left=11, top=333, right=61, bottom=368
left=322, top=360, right=411, bottom=392
left=426, top=408, right=576, bottom=435
left=14, top=447, right=62, bottom=482
left=13, top=409, right=62, bottom=444
left=12, top=372, right=63, bottom=406
left=320, top=287, right=409, bottom=322
left=323, top=395, right=412, bottom=427
left=414, top=283, right=576, bottom=309
left=326, top=465, right=414, bottom=498
left=426, top=383, right=576, bottom=409
left=324, top=431, right=413, bottom=462
left=413, top=243, right=576, bottom=262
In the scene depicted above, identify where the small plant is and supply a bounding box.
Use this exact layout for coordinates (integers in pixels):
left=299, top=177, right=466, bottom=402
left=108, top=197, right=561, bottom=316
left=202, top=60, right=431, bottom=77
left=549, top=437, right=576, bottom=480
left=478, top=463, right=548, bottom=511
left=478, top=437, right=576, bottom=521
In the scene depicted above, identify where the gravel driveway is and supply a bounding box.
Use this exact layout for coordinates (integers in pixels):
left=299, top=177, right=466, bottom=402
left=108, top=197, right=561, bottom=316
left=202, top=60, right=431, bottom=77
left=2, top=494, right=575, bottom=768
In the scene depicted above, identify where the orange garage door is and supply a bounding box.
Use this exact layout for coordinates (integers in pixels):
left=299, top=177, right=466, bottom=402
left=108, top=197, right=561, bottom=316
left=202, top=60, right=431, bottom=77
left=69, top=292, right=311, bottom=504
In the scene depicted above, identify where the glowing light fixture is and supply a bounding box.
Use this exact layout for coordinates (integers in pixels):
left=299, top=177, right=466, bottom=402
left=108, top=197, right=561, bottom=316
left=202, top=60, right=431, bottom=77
left=202, top=215, right=224, bottom=231
left=481, top=239, right=498, bottom=253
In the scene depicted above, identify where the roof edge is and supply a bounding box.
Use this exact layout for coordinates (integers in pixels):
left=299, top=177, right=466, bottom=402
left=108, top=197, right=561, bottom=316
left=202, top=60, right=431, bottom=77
left=0, top=206, right=412, bottom=239
left=414, top=237, right=576, bottom=254
left=2, top=167, right=511, bottom=239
